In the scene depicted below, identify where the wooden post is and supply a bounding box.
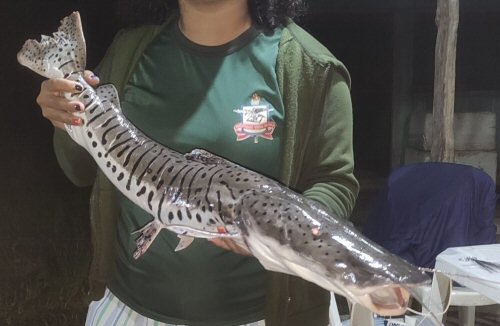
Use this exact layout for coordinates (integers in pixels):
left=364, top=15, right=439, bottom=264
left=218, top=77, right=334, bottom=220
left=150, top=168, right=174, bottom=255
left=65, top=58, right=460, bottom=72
left=431, top=0, right=459, bottom=162
left=391, top=10, right=415, bottom=169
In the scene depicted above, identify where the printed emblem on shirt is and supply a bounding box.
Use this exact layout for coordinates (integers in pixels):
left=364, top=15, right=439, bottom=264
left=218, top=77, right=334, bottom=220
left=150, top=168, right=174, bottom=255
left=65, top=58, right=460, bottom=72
left=233, top=93, right=276, bottom=143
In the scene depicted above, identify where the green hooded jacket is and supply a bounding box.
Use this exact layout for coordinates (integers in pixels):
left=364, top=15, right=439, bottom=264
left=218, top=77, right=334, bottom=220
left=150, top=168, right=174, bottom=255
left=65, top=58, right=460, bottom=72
left=53, top=19, right=358, bottom=326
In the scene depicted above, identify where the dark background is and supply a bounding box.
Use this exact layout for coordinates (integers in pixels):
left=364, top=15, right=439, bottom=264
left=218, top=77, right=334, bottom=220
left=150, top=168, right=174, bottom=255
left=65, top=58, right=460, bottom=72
left=1, top=1, right=121, bottom=324
left=1, top=0, right=499, bottom=324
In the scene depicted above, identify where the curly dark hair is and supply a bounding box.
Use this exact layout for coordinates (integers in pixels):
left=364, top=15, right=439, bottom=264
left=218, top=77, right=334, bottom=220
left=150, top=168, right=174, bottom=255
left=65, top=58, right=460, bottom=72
left=115, top=0, right=308, bottom=29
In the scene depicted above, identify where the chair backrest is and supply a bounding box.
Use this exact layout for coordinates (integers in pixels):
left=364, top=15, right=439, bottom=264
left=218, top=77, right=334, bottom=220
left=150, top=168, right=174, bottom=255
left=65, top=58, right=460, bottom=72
left=362, top=162, right=498, bottom=268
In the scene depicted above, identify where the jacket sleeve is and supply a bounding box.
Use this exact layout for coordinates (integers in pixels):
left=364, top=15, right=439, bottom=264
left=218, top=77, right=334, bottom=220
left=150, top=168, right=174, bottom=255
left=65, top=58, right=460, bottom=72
left=52, top=31, right=123, bottom=187
left=300, top=68, right=359, bottom=219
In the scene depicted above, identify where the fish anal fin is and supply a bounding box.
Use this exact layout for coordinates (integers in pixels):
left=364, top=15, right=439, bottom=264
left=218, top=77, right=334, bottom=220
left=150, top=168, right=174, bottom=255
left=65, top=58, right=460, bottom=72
left=96, top=84, right=122, bottom=111
left=175, top=235, right=195, bottom=252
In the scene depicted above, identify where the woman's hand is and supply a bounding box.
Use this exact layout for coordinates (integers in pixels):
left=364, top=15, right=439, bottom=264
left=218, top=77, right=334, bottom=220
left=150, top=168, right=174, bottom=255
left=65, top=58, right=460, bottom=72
left=36, top=70, right=100, bottom=129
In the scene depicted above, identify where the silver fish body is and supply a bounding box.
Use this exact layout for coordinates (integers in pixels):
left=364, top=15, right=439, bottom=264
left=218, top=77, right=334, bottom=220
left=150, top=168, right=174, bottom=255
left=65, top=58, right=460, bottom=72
left=18, top=12, right=431, bottom=316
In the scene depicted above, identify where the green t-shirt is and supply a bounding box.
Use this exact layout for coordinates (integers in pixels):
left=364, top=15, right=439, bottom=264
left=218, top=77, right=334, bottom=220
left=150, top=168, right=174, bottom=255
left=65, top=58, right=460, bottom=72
left=108, top=21, right=284, bottom=326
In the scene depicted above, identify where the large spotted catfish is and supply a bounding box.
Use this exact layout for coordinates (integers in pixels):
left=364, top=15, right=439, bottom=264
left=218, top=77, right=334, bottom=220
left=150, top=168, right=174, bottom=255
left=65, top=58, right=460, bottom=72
left=18, top=12, right=431, bottom=317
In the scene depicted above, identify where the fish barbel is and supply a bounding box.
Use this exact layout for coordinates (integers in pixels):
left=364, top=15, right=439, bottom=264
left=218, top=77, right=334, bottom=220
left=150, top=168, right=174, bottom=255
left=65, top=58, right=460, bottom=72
left=18, top=12, right=431, bottom=316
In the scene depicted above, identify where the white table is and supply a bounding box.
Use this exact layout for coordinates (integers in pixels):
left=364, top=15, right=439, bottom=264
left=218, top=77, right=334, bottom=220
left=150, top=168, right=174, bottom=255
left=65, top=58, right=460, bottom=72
left=422, top=244, right=500, bottom=325
left=435, top=243, right=500, bottom=303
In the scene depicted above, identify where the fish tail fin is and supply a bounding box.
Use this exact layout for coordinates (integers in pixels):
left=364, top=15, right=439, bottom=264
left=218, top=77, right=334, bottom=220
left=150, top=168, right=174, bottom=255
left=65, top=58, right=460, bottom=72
left=17, top=12, right=86, bottom=79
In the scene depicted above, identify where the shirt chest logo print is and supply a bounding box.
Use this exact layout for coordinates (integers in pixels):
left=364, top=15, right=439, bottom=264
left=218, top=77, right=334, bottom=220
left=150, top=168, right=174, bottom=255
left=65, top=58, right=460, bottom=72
left=233, top=93, right=276, bottom=143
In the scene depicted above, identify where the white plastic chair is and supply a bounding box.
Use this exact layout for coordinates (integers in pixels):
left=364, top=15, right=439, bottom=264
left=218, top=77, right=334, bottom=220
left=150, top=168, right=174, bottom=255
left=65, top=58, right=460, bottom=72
left=415, top=270, right=497, bottom=325
left=349, top=302, right=374, bottom=326
left=329, top=292, right=342, bottom=326
left=329, top=294, right=374, bottom=326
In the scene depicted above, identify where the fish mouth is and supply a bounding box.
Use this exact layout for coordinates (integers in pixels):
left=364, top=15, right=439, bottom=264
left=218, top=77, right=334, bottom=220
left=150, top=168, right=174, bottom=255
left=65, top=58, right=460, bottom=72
left=357, top=286, right=410, bottom=316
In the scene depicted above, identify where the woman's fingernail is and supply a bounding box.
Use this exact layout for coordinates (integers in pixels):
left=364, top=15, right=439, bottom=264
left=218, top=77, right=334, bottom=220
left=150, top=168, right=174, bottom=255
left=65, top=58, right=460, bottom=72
left=75, top=84, right=83, bottom=92
left=72, top=118, right=82, bottom=126
left=75, top=104, right=82, bottom=111
left=91, top=74, right=99, bottom=80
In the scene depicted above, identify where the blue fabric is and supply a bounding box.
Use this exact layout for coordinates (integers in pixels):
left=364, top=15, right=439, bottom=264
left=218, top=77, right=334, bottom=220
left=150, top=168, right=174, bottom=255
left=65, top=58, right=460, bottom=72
left=362, top=162, right=498, bottom=268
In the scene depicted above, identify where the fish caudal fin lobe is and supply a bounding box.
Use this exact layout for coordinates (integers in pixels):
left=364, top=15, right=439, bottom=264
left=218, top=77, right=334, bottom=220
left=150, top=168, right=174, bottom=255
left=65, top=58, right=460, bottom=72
left=17, top=12, right=86, bottom=79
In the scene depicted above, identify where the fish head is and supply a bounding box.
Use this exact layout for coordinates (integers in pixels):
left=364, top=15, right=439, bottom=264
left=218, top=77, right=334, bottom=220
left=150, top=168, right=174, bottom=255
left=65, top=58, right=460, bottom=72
left=235, top=189, right=430, bottom=316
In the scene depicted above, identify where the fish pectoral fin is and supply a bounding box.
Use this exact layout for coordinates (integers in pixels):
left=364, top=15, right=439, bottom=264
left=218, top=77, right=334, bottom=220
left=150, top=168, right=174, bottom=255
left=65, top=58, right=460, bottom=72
left=175, top=235, right=195, bottom=252
left=185, top=149, right=230, bottom=166
left=96, top=84, right=122, bottom=112
left=132, top=220, right=163, bottom=259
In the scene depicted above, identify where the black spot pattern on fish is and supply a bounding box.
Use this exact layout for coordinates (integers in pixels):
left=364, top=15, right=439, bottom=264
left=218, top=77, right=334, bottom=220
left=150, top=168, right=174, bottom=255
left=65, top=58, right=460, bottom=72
left=22, top=13, right=433, bottom=296
left=96, top=84, right=121, bottom=111
left=147, top=191, right=154, bottom=210
left=137, top=186, right=146, bottom=197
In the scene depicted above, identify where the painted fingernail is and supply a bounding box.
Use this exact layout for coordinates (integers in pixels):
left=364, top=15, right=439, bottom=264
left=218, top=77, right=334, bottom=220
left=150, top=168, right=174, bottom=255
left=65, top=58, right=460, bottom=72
left=71, top=118, right=82, bottom=126
left=75, top=104, right=82, bottom=111
left=75, top=84, right=83, bottom=92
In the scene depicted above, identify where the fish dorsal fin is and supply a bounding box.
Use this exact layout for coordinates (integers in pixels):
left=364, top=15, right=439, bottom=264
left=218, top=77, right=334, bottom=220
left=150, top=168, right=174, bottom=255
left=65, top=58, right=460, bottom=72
left=17, top=12, right=86, bottom=79
left=175, top=235, right=195, bottom=252
left=96, top=84, right=121, bottom=111
left=185, top=149, right=231, bottom=165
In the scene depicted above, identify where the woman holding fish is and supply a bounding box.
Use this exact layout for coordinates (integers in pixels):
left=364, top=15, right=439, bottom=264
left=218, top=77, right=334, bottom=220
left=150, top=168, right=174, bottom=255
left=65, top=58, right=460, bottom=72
left=34, top=0, right=359, bottom=325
